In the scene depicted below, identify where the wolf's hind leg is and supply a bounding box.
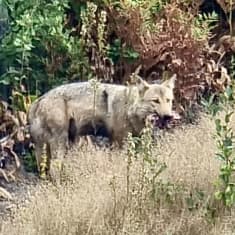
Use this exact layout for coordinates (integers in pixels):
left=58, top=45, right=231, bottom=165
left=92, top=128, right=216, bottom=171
left=77, top=135, right=94, bottom=149
left=77, top=135, right=98, bottom=150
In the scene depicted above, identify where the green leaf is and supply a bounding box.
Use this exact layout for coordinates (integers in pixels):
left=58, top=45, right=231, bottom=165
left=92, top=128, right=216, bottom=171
left=215, top=153, right=225, bottom=161
left=225, top=185, right=232, bottom=195
left=215, top=119, right=221, bottom=132
left=225, top=112, right=234, bottom=123
left=0, top=78, right=10, bottom=85
left=215, top=191, right=223, bottom=200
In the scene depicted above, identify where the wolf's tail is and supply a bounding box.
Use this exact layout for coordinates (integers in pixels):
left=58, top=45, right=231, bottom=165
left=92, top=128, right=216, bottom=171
left=27, top=96, right=46, bottom=143
left=27, top=96, right=43, bottom=124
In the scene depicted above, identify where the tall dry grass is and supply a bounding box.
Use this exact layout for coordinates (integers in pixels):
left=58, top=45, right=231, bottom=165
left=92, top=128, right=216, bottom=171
left=1, top=113, right=235, bottom=235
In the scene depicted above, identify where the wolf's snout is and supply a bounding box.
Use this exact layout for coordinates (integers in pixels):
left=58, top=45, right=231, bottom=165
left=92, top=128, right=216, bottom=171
left=158, top=112, right=181, bottom=129
left=162, top=115, right=173, bottom=122
left=157, top=115, right=172, bottom=129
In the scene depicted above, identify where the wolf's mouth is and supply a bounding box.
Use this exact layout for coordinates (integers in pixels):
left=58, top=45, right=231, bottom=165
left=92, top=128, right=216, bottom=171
left=147, top=111, right=181, bottom=129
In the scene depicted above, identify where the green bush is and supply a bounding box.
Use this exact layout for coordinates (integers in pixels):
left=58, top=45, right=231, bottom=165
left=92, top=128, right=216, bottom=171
left=0, top=0, right=90, bottom=96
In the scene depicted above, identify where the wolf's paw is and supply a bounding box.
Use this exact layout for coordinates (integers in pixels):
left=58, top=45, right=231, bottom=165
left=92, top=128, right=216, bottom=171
left=39, top=172, right=47, bottom=180
left=39, top=162, right=48, bottom=180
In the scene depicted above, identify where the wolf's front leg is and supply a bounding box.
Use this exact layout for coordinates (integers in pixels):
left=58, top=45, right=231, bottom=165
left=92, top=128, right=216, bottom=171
left=34, top=142, right=48, bottom=179
left=48, top=136, right=68, bottom=185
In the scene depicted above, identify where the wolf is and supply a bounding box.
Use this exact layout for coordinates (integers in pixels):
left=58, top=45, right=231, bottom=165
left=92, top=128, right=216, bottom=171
left=28, top=74, right=177, bottom=181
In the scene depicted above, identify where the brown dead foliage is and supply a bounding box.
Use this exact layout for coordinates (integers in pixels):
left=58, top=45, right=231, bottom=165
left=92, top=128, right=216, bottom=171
left=64, top=2, right=232, bottom=114
left=106, top=2, right=231, bottom=113
left=0, top=99, right=32, bottom=199
left=216, top=0, right=235, bottom=13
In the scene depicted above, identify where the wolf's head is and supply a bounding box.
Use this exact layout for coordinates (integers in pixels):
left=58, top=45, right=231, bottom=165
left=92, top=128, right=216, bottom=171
left=133, top=74, right=177, bottom=129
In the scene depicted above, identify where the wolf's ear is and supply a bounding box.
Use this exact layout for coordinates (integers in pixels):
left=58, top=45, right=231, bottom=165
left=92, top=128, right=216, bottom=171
left=162, top=74, right=177, bottom=90
left=136, top=75, right=150, bottom=95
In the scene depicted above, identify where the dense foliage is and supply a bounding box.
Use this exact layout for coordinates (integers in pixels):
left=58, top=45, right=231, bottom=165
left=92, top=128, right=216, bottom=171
left=0, top=0, right=232, bottom=107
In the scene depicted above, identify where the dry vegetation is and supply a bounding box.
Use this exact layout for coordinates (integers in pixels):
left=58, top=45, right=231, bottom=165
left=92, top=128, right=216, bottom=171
left=1, top=0, right=235, bottom=234
left=1, top=113, right=235, bottom=235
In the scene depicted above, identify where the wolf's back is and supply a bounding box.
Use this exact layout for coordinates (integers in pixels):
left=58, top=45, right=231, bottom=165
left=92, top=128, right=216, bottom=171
left=27, top=81, right=130, bottom=143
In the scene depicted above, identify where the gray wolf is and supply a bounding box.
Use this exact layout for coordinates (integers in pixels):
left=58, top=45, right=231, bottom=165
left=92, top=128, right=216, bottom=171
left=28, top=74, right=176, bottom=181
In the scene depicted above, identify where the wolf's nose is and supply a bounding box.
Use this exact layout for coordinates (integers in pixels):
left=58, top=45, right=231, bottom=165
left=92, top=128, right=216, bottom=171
left=163, top=115, right=173, bottom=122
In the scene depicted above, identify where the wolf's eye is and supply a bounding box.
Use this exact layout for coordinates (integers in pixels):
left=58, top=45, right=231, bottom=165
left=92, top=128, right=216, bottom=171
left=152, top=98, right=160, bottom=104
left=166, top=98, right=171, bottom=103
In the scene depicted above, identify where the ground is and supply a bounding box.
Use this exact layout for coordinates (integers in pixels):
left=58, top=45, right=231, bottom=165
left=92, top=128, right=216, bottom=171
left=0, top=113, right=235, bottom=234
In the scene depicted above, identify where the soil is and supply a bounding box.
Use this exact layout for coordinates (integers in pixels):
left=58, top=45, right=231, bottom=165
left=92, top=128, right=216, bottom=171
left=0, top=170, right=39, bottom=220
